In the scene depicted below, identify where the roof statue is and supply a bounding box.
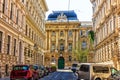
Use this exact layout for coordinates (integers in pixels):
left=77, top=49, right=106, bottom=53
left=57, top=12, right=67, bottom=21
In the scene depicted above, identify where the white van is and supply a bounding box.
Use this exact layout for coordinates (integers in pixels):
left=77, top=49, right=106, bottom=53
left=77, top=63, right=120, bottom=80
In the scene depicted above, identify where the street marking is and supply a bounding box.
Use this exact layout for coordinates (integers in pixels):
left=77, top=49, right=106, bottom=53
left=54, top=72, right=61, bottom=78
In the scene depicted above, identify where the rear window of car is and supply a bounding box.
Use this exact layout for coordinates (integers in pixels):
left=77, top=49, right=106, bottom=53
left=93, top=66, right=109, bottom=73
left=13, top=66, right=29, bottom=70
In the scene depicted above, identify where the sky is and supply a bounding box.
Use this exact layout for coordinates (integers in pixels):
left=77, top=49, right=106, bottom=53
left=45, top=0, right=93, bottom=21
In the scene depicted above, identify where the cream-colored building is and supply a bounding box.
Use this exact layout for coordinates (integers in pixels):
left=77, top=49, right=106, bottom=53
left=24, top=0, right=48, bottom=65
left=90, top=0, right=120, bottom=69
left=0, top=0, right=48, bottom=77
left=45, top=10, right=93, bottom=67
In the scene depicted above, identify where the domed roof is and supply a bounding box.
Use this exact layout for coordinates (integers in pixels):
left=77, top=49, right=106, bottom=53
left=47, top=10, right=78, bottom=20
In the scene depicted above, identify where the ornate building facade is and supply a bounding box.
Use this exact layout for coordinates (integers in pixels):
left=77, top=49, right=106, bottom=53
left=45, top=10, right=92, bottom=67
left=90, top=0, right=120, bottom=69
left=24, top=0, right=48, bottom=65
left=0, top=0, right=48, bottom=77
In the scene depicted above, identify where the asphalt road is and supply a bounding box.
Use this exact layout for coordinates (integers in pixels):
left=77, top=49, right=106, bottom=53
left=0, top=69, right=78, bottom=80
left=40, top=69, right=78, bottom=80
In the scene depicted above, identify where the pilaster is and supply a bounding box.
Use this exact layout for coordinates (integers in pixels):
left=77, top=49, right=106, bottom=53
left=65, top=30, right=68, bottom=52
left=56, top=30, right=59, bottom=50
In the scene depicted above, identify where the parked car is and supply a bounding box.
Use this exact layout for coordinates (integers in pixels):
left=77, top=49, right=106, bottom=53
left=32, top=65, right=39, bottom=80
left=77, top=63, right=120, bottom=80
left=71, top=63, right=80, bottom=73
left=110, top=67, right=120, bottom=80
left=39, top=65, right=46, bottom=77
left=10, top=64, right=40, bottom=80
left=10, top=65, right=32, bottom=80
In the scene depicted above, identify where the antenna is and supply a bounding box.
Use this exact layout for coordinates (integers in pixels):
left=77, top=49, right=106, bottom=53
left=67, top=0, right=70, bottom=23
left=68, top=0, right=70, bottom=11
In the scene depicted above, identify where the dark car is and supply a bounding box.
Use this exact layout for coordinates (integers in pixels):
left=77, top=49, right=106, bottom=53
left=71, top=63, right=80, bottom=73
left=10, top=65, right=32, bottom=80
left=32, top=65, right=40, bottom=80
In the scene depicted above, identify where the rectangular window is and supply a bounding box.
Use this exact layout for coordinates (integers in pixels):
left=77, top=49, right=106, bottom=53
left=60, top=31, right=64, bottom=36
left=68, top=30, right=72, bottom=36
left=60, top=43, right=64, bottom=51
left=52, top=31, right=56, bottom=36
left=82, top=41, right=87, bottom=50
left=0, top=31, right=3, bottom=53
left=21, top=15, right=24, bottom=27
left=32, top=31, right=33, bottom=40
left=68, top=43, right=72, bottom=51
left=29, top=28, right=31, bottom=38
left=80, top=30, right=83, bottom=36
left=51, top=43, right=55, bottom=52
left=25, top=25, right=27, bottom=36
left=10, top=3, right=13, bottom=19
left=2, top=0, right=5, bottom=13
left=16, top=9, right=19, bottom=24
left=7, top=35, right=11, bottom=54
left=13, top=39, right=16, bottom=56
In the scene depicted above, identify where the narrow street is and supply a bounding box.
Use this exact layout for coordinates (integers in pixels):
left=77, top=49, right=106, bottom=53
left=0, top=69, right=78, bottom=80
left=40, top=69, right=78, bottom=80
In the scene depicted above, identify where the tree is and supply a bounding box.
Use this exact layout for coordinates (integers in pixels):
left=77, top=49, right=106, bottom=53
left=88, top=30, right=94, bottom=45
left=72, top=30, right=95, bottom=63
left=72, top=41, right=89, bottom=63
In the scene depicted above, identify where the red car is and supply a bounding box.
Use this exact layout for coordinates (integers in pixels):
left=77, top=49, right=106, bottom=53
left=10, top=65, right=33, bottom=80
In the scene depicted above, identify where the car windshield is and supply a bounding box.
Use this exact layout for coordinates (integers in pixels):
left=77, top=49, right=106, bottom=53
left=93, top=66, right=109, bottom=73
left=13, top=66, right=29, bottom=70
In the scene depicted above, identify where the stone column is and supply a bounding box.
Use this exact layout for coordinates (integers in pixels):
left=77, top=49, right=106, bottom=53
left=65, top=30, right=68, bottom=52
left=49, top=30, right=51, bottom=51
left=76, top=30, right=79, bottom=44
left=56, top=30, right=59, bottom=51
left=73, top=30, right=75, bottom=49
